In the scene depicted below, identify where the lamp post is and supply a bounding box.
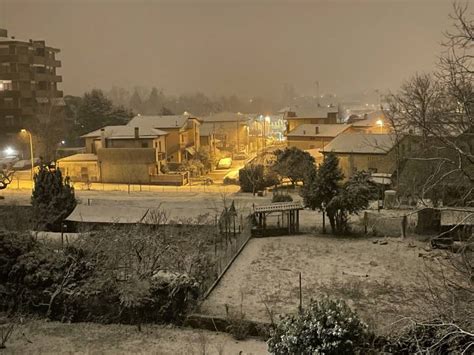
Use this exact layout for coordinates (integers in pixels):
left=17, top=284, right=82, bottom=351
left=21, top=129, right=34, bottom=181
left=376, top=119, right=384, bottom=134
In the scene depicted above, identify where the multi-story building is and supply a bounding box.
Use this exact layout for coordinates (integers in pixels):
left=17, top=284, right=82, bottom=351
left=0, top=28, right=63, bottom=152
left=200, top=112, right=249, bottom=153
left=126, top=114, right=201, bottom=164
left=285, top=109, right=339, bottom=132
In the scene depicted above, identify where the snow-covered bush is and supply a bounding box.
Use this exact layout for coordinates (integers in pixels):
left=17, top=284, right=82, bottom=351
left=267, top=297, right=371, bottom=354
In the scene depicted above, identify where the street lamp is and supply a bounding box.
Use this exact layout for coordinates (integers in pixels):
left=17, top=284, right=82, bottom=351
left=376, top=119, right=384, bottom=134
left=20, top=129, right=34, bottom=181
left=3, top=146, right=15, bottom=156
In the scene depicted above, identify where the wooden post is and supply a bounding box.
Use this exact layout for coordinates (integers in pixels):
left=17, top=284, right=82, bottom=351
left=364, top=211, right=368, bottom=234
left=401, top=215, right=407, bottom=239
left=322, top=210, right=326, bottom=234
left=287, top=212, right=291, bottom=234
left=298, top=272, right=303, bottom=314
left=296, top=210, right=300, bottom=233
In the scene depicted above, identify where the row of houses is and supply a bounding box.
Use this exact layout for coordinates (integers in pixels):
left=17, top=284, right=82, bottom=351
left=57, top=111, right=276, bottom=185
left=285, top=110, right=473, bottom=187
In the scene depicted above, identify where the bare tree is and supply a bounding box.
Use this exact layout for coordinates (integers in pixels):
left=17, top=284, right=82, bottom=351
left=385, top=2, right=473, bottom=205
left=0, top=170, right=14, bottom=190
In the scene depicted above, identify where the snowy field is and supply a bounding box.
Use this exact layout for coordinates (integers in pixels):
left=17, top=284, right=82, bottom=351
left=5, top=320, right=268, bottom=355
left=199, top=235, right=442, bottom=334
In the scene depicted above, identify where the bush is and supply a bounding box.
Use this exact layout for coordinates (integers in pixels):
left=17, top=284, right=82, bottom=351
left=239, top=164, right=278, bottom=194
left=267, top=298, right=371, bottom=354
left=272, top=193, right=293, bottom=203
left=0, top=229, right=200, bottom=325
left=31, top=165, right=76, bottom=231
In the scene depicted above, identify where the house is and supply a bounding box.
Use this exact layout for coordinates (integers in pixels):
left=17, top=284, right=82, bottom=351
left=201, top=112, right=249, bottom=152
left=286, top=123, right=350, bottom=151
left=346, top=111, right=390, bottom=134
left=78, top=125, right=168, bottom=183
left=57, top=153, right=100, bottom=182
left=199, top=122, right=218, bottom=156
left=322, top=133, right=397, bottom=178
left=126, top=114, right=201, bottom=163
left=285, top=109, right=339, bottom=132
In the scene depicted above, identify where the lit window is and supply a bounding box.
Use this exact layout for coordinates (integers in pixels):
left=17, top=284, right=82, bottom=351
left=0, top=80, right=12, bottom=91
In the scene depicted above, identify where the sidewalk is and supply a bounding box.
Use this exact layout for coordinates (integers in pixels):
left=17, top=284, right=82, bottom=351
left=5, top=178, right=241, bottom=194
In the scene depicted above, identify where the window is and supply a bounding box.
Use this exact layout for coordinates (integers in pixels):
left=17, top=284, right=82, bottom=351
left=0, top=80, right=12, bottom=91
left=80, top=167, right=89, bottom=180
left=159, top=141, right=162, bottom=152
left=141, top=142, right=148, bottom=148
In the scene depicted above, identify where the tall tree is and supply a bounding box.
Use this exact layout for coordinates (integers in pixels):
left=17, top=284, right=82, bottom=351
left=129, top=89, right=144, bottom=113
left=272, top=147, right=316, bottom=185
left=326, top=171, right=377, bottom=234
left=300, top=165, right=319, bottom=210
left=76, top=89, right=132, bottom=135
left=145, top=87, right=163, bottom=114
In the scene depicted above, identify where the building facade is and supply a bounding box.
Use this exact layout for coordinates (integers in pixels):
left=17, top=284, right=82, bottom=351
left=0, top=28, right=63, bottom=150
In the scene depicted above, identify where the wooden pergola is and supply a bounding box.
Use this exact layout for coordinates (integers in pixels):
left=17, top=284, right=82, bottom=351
left=253, top=202, right=304, bottom=237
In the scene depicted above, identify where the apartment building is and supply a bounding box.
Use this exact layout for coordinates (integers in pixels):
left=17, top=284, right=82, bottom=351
left=0, top=28, right=63, bottom=140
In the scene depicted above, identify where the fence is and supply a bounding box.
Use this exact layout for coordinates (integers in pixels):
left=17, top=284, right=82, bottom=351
left=198, top=213, right=252, bottom=299
left=360, top=210, right=418, bottom=237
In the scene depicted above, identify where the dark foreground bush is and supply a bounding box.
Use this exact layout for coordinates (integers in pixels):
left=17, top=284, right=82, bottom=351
left=383, top=320, right=474, bottom=354
left=0, top=231, right=199, bottom=325
left=267, top=298, right=372, bottom=354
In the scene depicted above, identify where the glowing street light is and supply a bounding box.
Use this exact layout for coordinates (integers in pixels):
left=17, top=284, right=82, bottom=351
left=376, top=119, right=384, bottom=134
left=21, top=129, right=35, bottom=181
left=3, top=146, right=15, bottom=156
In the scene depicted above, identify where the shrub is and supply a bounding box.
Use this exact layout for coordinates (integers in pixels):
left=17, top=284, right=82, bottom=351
left=272, top=193, right=293, bottom=203
left=239, top=164, right=278, bottom=194
left=267, top=298, right=371, bottom=355
left=31, top=165, right=76, bottom=231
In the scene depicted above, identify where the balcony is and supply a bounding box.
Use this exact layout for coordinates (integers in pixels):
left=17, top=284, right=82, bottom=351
left=35, top=90, right=63, bottom=98
left=0, top=72, right=32, bottom=81
left=0, top=90, right=33, bottom=98
left=34, top=73, right=62, bottom=82
left=0, top=54, right=30, bottom=64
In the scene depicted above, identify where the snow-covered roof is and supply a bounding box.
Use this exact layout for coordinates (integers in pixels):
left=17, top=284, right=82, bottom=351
left=202, top=112, right=249, bottom=123
left=287, top=124, right=350, bottom=138
left=127, top=114, right=200, bottom=130
left=66, top=204, right=149, bottom=224
left=81, top=125, right=168, bottom=139
left=323, top=133, right=396, bottom=154
left=57, top=153, right=98, bottom=162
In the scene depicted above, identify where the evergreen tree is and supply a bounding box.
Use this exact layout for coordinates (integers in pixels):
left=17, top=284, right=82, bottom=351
left=145, top=87, right=163, bottom=114
left=76, top=89, right=132, bottom=134
left=313, top=153, right=344, bottom=208
left=129, top=89, right=143, bottom=113
left=300, top=165, right=319, bottom=209
left=31, top=164, right=76, bottom=231
left=326, top=170, right=377, bottom=234
left=160, top=106, right=174, bottom=115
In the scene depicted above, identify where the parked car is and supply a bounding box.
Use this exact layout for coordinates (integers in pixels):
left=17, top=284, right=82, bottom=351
left=217, top=157, right=232, bottom=169
left=12, top=158, right=41, bottom=171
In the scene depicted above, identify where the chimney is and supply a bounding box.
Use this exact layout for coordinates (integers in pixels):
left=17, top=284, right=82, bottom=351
left=303, top=130, right=306, bottom=135
left=100, top=128, right=106, bottom=148
left=315, top=126, right=319, bottom=134
left=134, top=127, right=139, bottom=139
left=0, top=29, right=7, bottom=38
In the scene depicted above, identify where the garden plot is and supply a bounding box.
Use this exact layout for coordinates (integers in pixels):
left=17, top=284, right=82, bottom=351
left=199, top=235, right=445, bottom=334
